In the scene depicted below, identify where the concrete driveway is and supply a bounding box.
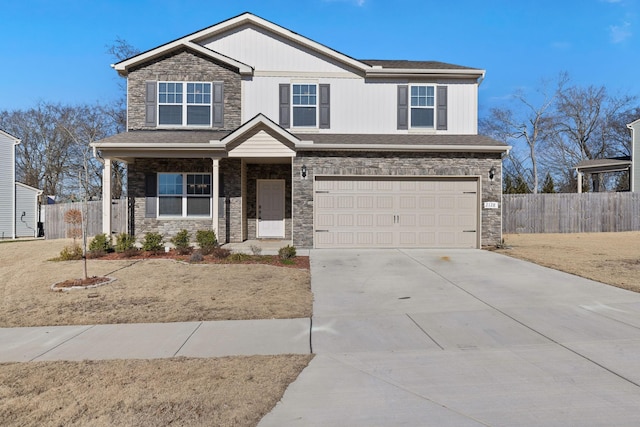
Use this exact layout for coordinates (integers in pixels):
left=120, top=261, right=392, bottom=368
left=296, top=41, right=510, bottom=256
left=260, top=249, right=640, bottom=426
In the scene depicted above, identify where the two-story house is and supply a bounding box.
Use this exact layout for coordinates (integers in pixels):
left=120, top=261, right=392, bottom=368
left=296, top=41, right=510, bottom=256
left=92, top=12, right=509, bottom=249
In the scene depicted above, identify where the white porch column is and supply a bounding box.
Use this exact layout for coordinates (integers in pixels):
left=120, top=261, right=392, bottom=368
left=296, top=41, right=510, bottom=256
left=576, top=171, right=583, bottom=193
left=212, top=158, right=220, bottom=235
left=102, top=158, right=112, bottom=235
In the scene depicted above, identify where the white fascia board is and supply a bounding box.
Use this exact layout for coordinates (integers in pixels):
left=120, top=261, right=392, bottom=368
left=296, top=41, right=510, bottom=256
left=15, top=182, right=43, bottom=194
left=219, top=113, right=300, bottom=147
left=0, top=129, right=20, bottom=144
left=365, top=68, right=486, bottom=80
left=114, top=41, right=254, bottom=76
left=183, top=42, right=253, bottom=75
left=294, top=143, right=510, bottom=153
left=626, top=118, right=640, bottom=129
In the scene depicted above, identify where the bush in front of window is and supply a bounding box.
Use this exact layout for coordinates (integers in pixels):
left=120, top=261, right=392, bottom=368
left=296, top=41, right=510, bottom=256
left=88, top=233, right=113, bottom=258
left=115, top=233, right=138, bottom=257
left=195, top=230, right=218, bottom=255
left=171, top=229, right=192, bottom=255
left=142, top=232, right=164, bottom=253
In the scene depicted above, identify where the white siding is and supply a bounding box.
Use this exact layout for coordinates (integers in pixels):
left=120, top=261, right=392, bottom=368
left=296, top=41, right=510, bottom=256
left=15, top=183, right=40, bottom=238
left=243, top=76, right=479, bottom=134
left=202, top=25, right=357, bottom=74
left=0, top=133, right=16, bottom=239
left=228, top=129, right=295, bottom=157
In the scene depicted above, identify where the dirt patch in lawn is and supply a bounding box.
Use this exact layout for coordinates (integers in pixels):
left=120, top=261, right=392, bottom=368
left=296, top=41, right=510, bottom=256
left=0, top=239, right=312, bottom=327
left=495, top=231, right=640, bottom=292
left=0, top=355, right=312, bottom=427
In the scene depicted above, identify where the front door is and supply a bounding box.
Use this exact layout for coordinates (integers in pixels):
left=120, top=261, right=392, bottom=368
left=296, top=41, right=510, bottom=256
left=257, top=180, right=285, bottom=238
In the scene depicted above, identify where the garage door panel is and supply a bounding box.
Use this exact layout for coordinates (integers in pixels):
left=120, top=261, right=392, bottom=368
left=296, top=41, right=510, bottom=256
left=376, top=196, right=394, bottom=209
left=314, top=177, right=479, bottom=249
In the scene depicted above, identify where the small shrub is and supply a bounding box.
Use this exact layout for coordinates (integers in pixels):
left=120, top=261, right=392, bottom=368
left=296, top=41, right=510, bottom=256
left=171, top=229, right=192, bottom=255
left=64, top=209, right=83, bottom=241
left=142, top=232, right=164, bottom=252
left=228, top=252, right=251, bottom=262
left=115, top=233, right=137, bottom=253
left=189, top=250, right=204, bottom=263
left=89, top=233, right=112, bottom=256
left=58, top=244, right=83, bottom=261
left=249, top=244, right=262, bottom=256
left=210, top=247, right=231, bottom=259
left=196, top=230, right=217, bottom=255
left=278, top=245, right=296, bottom=260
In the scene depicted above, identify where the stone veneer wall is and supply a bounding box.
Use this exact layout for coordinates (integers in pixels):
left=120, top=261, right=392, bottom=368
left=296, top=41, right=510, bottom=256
left=127, top=49, right=241, bottom=131
left=292, top=151, right=503, bottom=249
left=128, top=158, right=243, bottom=244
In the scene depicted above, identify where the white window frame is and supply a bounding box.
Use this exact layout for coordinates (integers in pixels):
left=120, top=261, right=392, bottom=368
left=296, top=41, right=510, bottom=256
left=292, top=83, right=318, bottom=128
left=158, top=82, right=212, bottom=127
left=157, top=172, right=212, bottom=218
left=410, top=85, right=436, bottom=129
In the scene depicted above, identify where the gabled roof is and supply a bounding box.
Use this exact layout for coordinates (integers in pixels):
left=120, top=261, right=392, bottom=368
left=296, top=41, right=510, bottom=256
left=0, top=129, right=20, bottom=144
left=113, top=12, right=485, bottom=80
left=218, top=113, right=300, bottom=150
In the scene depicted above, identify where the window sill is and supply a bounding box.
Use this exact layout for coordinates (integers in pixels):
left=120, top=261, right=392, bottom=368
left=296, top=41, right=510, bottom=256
left=157, top=216, right=213, bottom=220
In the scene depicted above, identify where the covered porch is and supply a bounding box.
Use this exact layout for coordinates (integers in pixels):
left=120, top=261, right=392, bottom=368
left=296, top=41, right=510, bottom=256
left=92, top=115, right=303, bottom=246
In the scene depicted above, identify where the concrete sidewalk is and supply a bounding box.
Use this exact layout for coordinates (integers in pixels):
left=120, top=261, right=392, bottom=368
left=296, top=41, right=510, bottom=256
left=259, top=249, right=640, bottom=427
left=0, top=318, right=311, bottom=362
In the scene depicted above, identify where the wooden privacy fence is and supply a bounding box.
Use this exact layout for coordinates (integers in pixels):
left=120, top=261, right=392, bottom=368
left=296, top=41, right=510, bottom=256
left=503, top=193, right=640, bottom=234
left=44, top=200, right=127, bottom=239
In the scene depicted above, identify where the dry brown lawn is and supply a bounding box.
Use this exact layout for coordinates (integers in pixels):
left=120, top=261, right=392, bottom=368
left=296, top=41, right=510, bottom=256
left=0, top=239, right=312, bottom=327
left=0, top=238, right=314, bottom=427
left=496, top=231, right=640, bottom=292
left=0, top=355, right=312, bottom=427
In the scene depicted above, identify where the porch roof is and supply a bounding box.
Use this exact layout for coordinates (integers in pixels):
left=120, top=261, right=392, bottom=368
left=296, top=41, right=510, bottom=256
left=575, top=157, right=632, bottom=173
left=91, top=127, right=510, bottom=161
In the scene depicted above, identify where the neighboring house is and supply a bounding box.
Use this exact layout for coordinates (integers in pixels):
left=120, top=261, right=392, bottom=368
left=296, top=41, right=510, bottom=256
left=575, top=118, right=639, bottom=193
left=0, top=129, right=43, bottom=239
left=92, top=12, right=509, bottom=249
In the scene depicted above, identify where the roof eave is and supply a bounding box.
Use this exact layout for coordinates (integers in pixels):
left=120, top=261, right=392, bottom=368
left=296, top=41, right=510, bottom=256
left=294, top=142, right=510, bottom=153
left=365, top=68, right=485, bottom=80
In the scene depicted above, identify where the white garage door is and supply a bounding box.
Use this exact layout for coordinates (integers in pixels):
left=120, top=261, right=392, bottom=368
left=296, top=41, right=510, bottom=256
left=314, top=177, right=479, bottom=249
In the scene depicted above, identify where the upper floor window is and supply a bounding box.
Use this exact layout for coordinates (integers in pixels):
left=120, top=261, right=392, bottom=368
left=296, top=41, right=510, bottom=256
left=158, top=173, right=211, bottom=217
left=158, top=82, right=211, bottom=126
left=292, top=84, right=317, bottom=127
left=410, top=85, right=435, bottom=128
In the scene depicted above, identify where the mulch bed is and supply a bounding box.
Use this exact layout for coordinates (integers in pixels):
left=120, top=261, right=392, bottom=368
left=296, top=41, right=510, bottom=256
left=89, top=250, right=310, bottom=270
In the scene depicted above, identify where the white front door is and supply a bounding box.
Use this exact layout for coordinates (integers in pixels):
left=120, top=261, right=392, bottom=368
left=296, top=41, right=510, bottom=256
left=257, top=179, right=285, bottom=238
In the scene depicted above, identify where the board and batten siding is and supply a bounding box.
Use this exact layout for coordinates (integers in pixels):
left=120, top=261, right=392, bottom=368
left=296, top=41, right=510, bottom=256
left=227, top=129, right=295, bottom=158
left=242, top=76, right=479, bottom=134
left=0, top=131, right=17, bottom=239
left=15, top=183, right=41, bottom=238
left=202, top=25, right=357, bottom=74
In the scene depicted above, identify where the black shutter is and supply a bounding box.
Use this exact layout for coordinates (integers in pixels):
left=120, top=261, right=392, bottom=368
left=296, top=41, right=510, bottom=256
left=212, top=82, right=224, bottom=128
left=319, top=84, right=330, bottom=129
left=279, top=84, right=290, bottom=128
left=145, top=173, right=157, bottom=218
left=397, top=85, right=408, bottom=130
left=145, top=81, right=157, bottom=127
left=437, top=86, right=448, bottom=130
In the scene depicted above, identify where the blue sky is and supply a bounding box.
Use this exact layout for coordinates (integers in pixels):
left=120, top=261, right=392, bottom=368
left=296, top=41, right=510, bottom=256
left=1, top=0, right=638, bottom=119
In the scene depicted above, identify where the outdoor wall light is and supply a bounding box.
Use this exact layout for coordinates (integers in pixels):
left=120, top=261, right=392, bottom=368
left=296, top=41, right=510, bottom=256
left=489, top=166, right=496, bottom=181
left=301, top=164, right=307, bottom=179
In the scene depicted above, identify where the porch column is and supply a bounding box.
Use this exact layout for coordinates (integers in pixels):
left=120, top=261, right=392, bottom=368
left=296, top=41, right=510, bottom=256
left=102, top=157, right=112, bottom=235
left=212, top=158, right=220, bottom=235
left=576, top=171, right=583, bottom=193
